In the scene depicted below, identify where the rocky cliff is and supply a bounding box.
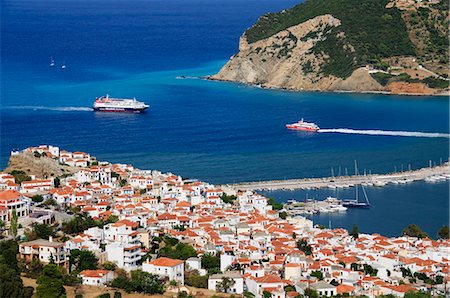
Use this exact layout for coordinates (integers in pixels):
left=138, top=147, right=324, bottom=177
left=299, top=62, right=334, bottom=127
left=212, top=0, right=449, bottom=95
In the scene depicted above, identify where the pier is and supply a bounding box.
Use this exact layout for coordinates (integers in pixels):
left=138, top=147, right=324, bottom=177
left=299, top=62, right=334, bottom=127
left=220, top=163, right=450, bottom=192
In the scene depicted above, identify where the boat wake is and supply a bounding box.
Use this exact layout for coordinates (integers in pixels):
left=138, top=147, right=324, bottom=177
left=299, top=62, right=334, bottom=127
left=5, top=106, right=93, bottom=112
left=318, top=128, right=450, bottom=138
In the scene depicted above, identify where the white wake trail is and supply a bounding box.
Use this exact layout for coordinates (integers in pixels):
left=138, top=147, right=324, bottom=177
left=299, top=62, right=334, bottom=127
left=318, top=128, right=450, bottom=138
left=6, top=106, right=93, bottom=112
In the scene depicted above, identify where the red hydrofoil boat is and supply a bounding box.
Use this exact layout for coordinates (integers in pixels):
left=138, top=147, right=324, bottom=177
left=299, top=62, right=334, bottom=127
left=286, top=118, right=320, bottom=132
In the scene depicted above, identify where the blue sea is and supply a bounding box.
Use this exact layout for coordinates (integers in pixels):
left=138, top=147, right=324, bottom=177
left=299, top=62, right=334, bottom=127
left=1, top=0, right=449, bottom=236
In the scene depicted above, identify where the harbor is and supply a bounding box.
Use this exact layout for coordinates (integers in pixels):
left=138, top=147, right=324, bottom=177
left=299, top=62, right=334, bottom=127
left=221, top=162, right=450, bottom=192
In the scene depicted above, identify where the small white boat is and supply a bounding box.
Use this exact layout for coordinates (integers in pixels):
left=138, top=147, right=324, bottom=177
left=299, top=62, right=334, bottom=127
left=50, top=56, right=55, bottom=67
left=61, top=61, right=66, bottom=69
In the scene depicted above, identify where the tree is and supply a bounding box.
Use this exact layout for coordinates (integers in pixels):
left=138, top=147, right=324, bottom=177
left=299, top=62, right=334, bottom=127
left=70, top=249, right=99, bottom=273
left=33, top=223, right=55, bottom=240
left=297, top=239, right=312, bottom=255
left=267, top=198, right=283, bottom=210
left=350, top=224, right=359, bottom=239
left=10, top=209, right=18, bottom=237
left=279, top=211, right=288, bottom=219
left=403, top=291, right=432, bottom=298
left=304, top=288, right=319, bottom=298
left=36, top=264, right=66, bottom=298
left=216, top=277, right=235, bottom=293
left=220, top=193, right=237, bottom=204
left=53, top=177, right=60, bottom=188
left=437, top=225, right=449, bottom=239
left=32, top=195, right=44, bottom=203
left=402, top=224, right=429, bottom=239
left=102, top=261, right=117, bottom=271
left=9, top=170, right=31, bottom=184
left=184, top=270, right=208, bottom=288
left=159, top=238, right=197, bottom=260
left=0, top=240, right=33, bottom=298
left=310, top=270, right=324, bottom=280
left=126, top=270, right=164, bottom=294
left=201, top=253, right=220, bottom=273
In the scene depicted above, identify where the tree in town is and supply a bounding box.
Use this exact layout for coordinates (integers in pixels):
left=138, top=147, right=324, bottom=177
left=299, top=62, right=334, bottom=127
left=102, top=261, right=117, bottom=271
left=267, top=198, right=283, bottom=210
left=216, top=277, right=235, bottom=293
left=402, top=224, right=429, bottom=239
left=350, top=224, right=359, bottom=239
left=304, top=288, right=319, bottom=298
left=220, top=193, right=237, bottom=204
left=9, top=170, right=31, bottom=184
left=437, top=225, right=449, bottom=239
left=69, top=249, right=99, bottom=273
left=201, top=252, right=220, bottom=273
left=53, top=177, right=61, bottom=188
left=126, top=270, right=165, bottom=294
left=403, top=291, right=432, bottom=298
left=10, top=209, right=18, bottom=237
left=310, top=270, right=324, bottom=280
left=297, top=239, right=312, bottom=255
left=33, top=223, right=55, bottom=240
left=184, top=270, right=208, bottom=288
left=0, top=240, right=33, bottom=298
left=32, top=195, right=44, bottom=203
left=36, top=264, right=66, bottom=298
left=279, top=211, right=288, bottom=219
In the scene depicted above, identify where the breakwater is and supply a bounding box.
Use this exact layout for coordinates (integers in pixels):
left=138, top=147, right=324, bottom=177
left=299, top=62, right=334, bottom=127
left=221, top=163, right=450, bottom=192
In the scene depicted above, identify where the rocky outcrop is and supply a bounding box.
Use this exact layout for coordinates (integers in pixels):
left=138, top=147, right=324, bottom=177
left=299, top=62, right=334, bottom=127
left=4, top=152, right=77, bottom=179
left=212, top=15, right=384, bottom=92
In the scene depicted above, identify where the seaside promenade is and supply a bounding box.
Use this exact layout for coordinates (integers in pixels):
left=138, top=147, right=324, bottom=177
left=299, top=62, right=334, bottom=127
left=221, top=163, right=450, bottom=192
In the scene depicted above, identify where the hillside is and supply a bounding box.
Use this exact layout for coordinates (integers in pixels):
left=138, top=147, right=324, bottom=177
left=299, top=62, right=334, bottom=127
left=4, top=152, right=78, bottom=179
left=212, top=0, right=449, bottom=95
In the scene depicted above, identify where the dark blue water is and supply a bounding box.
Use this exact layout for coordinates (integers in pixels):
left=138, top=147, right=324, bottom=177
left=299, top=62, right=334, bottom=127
left=1, top=0, right=449, bottom=235
left=262, top=181, right=449, bottom=237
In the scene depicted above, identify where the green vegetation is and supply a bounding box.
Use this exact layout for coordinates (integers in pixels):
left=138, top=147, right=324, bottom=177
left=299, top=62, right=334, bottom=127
left=402, top=224, right=429, bottom=239
left=184, top=270, right=208, bottom=288
left=9, top=170, right=31, bottom=184
left=69, top=249, right=99, bottom=273
left=159, top=236, right=197, bottom=260
left=10, top=209, right=18, bottom=237
left=437, top=225, right=449, bottom=239
left=279, top=211, right=288, bottom=219
left=350, top=224, right=359, bottom=239
left=297, top=239, right=312, bottom=255
left=32, top=194, right=44, bottom=203
left=0, top=240, right=34, bottom=298
left=423, top=77, right=449, bottom=89
left=244, top=0, right=414, bottom=78
left=201, top=253, right=221, bottom=274
left=310, top=270, right=324, bottom=280
left=62, top=213, right=118, bottom=234
left=220, top=193, right=237, bottom=204
left=36, top=264, right=66, bottom=298
left=25, top=223, right=55, bottom=240
left=267, top=197, right=283, bottom=210
left=216, top=277, right=235, bottom=293
left=371, top=72, right=449, bottom=89
left=110, top=270, right=164, bottom=294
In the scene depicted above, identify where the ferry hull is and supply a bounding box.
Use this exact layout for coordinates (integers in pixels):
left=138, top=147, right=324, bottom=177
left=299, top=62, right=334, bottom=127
left=93, top=107, right=148, bottom=113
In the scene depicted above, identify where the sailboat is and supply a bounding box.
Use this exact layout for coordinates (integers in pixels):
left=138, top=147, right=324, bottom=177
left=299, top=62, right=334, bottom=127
left=342, top=161, right=371, bottom=208
left=50, top=56, right=55, bottom=67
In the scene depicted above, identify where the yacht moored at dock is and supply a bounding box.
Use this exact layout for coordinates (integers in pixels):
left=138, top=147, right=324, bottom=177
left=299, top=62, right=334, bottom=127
left=286, top=118, right=320, bottom=132
left=93, top=94, right=149, bottom=113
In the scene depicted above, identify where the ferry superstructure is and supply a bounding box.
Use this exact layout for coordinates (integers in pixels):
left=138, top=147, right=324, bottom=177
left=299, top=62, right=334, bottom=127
left=286, top=118, right=320, bottom=131
left=93, top=94, right=149, bottom=113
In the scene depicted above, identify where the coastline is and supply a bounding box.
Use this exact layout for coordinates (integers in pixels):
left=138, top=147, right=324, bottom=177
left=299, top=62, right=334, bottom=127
left=206, top=76, right=450, bottom=97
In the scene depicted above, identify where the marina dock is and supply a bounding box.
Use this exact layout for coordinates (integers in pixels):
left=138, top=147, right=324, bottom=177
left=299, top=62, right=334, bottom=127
left=221, top=163, right=450, bottom=192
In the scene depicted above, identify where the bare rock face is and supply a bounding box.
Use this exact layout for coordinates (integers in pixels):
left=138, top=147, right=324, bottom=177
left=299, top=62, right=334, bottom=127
left=4, top=152, right=77, bottom=179
left=212, top=14, right=384, bottom=92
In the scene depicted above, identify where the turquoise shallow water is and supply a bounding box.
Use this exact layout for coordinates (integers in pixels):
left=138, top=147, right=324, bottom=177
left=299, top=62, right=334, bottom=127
left=1, top=0, right=449, bottom=236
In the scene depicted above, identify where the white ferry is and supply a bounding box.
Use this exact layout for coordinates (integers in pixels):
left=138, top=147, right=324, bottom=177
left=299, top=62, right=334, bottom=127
left=93, top=94, right=149, bottom=113
left=286, top=118, right=320, bottom=132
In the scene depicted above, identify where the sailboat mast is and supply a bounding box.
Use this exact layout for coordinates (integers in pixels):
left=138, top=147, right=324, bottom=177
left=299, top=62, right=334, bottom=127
left=354, top=160, right=358, bottom=202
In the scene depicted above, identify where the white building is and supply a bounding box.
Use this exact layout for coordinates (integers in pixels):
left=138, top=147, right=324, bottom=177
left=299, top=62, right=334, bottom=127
left=208, top=271, right=244, bottom=294
left=79, top=270, right=114, bottom=286
left=142, top=257, right=184, bottom=285
left=105, top=243, right=141, bottom=271
left=19, top=238, right=68, bottom=268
